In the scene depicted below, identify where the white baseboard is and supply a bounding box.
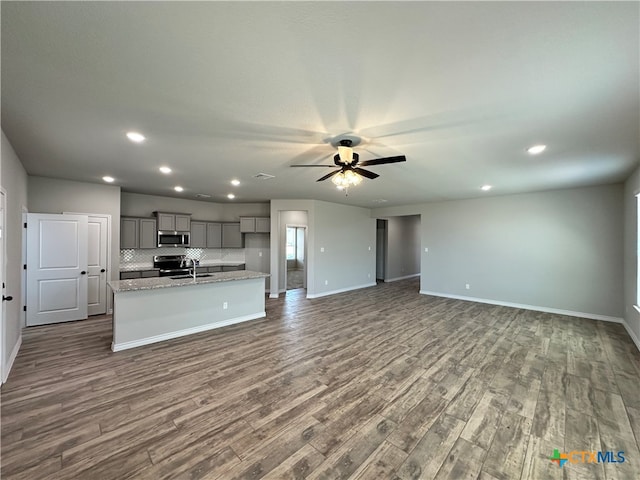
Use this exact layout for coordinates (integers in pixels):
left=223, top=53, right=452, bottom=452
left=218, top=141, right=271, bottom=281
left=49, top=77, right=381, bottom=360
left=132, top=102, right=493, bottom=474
left=385, top=273, right=420, bottom=283
left=3, top=335, right=22, bottom=383
left=112, top=312, right=266, bottom=352
left=269, top=293, right=279, bottom=299
left=419, top=290, right=624, bottom=324
left=307, top=282, right=376, bottom=299
left=622, top=320, right=640, bottom=353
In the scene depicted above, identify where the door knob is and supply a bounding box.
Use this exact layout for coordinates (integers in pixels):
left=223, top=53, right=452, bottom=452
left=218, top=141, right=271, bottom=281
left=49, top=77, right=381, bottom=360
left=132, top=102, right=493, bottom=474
left=100, top=269, right=106, bottom=273
left=3, top=295, right=13, bottom=301
left=80, top=271, right=87, bottom=275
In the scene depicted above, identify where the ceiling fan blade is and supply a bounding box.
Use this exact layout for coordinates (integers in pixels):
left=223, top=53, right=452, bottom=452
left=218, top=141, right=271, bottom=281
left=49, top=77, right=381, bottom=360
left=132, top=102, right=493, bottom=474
left=358, top=155, right=407, bottom=167
left=291, top=164, right=337, bottom=167
left=317, top=170, right=340, bottom=182
left=353, top=168, right=379, bottom=180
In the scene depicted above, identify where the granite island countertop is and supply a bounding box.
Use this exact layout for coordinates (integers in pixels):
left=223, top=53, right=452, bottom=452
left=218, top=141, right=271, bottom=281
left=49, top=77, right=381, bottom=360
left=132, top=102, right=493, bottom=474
left=109, top=270, right=269, bottom=293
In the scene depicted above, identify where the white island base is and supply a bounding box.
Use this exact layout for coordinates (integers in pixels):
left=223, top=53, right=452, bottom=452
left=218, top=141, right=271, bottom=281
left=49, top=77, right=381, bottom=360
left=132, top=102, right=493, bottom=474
left=110, top=273, right=267, bottom=351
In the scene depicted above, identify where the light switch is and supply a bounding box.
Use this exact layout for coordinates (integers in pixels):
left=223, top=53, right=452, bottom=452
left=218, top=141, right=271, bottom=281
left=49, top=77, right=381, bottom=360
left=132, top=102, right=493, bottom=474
left=320, top=247, right=325, bottom=253
left=424, top=247, right=429, bottom=252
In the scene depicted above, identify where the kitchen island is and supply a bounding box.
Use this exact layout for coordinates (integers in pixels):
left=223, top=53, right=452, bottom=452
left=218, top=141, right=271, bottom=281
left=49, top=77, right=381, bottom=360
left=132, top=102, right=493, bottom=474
left=108, top=270, right=269, bottom=351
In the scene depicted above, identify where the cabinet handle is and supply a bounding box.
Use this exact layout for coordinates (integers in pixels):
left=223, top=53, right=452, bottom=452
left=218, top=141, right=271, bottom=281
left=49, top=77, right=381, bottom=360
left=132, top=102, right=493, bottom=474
left=100, top=269, right=106, bottom=273
left=3, top=295, right=13, bottom=301
left=81, top=271, right=87, bottom=275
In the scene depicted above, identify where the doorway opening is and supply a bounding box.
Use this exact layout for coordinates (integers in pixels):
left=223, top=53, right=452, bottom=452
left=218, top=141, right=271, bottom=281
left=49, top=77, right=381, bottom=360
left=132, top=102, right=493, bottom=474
left=285, top=226, right=306, bottom=290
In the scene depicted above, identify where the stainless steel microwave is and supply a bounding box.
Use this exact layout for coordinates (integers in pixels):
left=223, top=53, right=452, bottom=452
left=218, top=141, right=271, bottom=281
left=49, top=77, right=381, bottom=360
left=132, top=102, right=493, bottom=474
left=157, top=231, right=190, bottom=247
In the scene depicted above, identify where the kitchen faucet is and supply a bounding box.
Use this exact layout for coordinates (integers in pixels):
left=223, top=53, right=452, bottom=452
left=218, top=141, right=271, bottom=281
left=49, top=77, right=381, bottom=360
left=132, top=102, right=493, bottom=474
left=181, top=257, right=200, bottom=280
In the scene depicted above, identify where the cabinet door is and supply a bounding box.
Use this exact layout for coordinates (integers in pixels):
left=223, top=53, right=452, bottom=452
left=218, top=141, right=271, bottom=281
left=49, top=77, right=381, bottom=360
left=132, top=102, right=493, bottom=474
left=121, top=217, right=139, bottom=249
left=157, top=213, right=175, bottom=231
left=222, top=223, right=243, bottom=248
left=240, top=217, right=256, bottom=233
left=120, top=271, right=142, bottom=280
left=206, top=223, right=222, bottom=248
left=255, top=218, right=270, bottom=233
left=190, top=221, right=207, bottom=248
left=139, top=218, right=157, bottom=249
left=175, top=215, right=191, bottom=231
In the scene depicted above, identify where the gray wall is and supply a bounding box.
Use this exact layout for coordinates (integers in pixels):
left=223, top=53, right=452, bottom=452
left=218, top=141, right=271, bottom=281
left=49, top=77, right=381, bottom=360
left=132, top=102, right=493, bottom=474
left=244, top=233, right=270, bottom=291
left=1, top=132, right=28, bottom=380
left=121, top=192, right=269, bottom=221
left=28, top=176, right=122, bottom=286
left=312, top=200, right=376, bottom=297
left=383, top=215, right=421, bottom=281
left=624, top=167, right=640, bottom=342
left=374, top=184, right=624, bottom=319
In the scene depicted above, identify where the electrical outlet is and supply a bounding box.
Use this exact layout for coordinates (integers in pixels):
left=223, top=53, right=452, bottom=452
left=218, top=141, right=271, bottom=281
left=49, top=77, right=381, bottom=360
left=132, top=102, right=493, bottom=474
left=465, top=284, right=470, bottom=290
left=258, top=251, right=262, bottom=257
left=324, top=280, right=328, bottom=285
left=223, top=302, right=228, bottom=309
left=320, top=247, right=325, bottom=253
left=368, top=246, right=371, bottom=251
left=424, top=247, right=429, bottom=252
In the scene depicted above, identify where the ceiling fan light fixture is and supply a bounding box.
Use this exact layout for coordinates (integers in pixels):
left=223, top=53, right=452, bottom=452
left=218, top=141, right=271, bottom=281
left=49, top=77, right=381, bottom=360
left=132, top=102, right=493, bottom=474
left=337, top=145, right=353, bottom=164
left=331, top=169, right=362, bottom=188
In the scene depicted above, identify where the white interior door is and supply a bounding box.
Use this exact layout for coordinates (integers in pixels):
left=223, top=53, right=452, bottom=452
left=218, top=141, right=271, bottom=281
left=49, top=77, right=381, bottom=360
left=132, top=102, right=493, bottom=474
left=26, top=214, right=88, bottom=326
left=87, top=216, right=107, bottom=316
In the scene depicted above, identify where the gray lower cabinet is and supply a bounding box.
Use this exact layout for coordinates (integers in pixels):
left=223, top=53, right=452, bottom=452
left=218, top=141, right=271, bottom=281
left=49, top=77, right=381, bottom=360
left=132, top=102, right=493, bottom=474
left=121, top=270, right=159, bottom=279
left=222, top=264, right=245, bottom=272
left=222, top=223, right=243, bottom=248
left=121, top=217, right=156, bottom=249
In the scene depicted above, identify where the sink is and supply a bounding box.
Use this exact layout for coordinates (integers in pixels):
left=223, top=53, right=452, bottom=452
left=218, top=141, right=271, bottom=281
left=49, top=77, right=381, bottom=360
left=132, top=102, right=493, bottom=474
left=169, top=274, right=213, bottom=280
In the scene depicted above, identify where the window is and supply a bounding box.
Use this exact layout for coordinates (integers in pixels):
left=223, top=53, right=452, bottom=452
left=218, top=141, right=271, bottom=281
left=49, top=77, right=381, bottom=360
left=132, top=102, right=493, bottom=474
left=286, top=227, right=296, bottom=260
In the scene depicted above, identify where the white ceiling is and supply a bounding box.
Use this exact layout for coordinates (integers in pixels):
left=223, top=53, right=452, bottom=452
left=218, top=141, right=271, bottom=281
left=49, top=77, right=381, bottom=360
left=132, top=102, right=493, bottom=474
left=2, top=2, right=638, bottom=208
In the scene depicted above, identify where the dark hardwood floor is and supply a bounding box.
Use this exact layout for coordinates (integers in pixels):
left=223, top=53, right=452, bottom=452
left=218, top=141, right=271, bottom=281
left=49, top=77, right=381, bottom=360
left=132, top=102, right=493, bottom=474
left=2, top=278, right=640, bottom=479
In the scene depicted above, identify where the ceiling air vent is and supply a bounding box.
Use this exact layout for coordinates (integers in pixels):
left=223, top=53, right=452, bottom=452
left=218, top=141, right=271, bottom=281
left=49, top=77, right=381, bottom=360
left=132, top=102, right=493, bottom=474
left=253, top=173, right=275, bottom=179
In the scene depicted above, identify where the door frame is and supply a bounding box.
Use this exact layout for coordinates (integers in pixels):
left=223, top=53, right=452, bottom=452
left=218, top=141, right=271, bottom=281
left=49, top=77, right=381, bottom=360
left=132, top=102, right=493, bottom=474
left=0, top=190, right=5, bottom=383
left=284, top=224, right=307, bottom=291
left=64, top=212, right=112, bottom=314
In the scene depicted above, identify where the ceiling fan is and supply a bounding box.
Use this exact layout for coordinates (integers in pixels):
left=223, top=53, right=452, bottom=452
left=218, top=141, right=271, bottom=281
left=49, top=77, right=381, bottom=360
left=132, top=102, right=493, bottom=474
left=291, top=138, right=406, bottom=188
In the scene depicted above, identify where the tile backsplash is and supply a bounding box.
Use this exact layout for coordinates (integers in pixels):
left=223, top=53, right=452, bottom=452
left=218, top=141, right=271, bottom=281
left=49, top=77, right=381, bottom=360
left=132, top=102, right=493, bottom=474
left=120, top=247, right=246, bottom=271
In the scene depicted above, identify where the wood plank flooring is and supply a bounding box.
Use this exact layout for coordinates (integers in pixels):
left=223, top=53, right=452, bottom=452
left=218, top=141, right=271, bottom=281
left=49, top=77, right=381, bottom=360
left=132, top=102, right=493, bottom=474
left=2, top=278, right=640, bottom=479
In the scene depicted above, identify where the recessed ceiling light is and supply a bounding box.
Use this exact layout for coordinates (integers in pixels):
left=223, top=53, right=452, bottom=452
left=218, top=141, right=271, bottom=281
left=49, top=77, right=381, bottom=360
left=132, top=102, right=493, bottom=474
left=159, top=166, right=172, bottom=174
left=526, top=144, right=546, bottom=155
left=102, top=176, right=115, bottom=183
left=231, top=179, right=240, bottom=186
left=227, top=193, right=235, bottom=199
left=126, top=131, right=146, bottom=143
left=174, top=186, right=184, bottom=192
left=481, top=185, right=492, bottom=191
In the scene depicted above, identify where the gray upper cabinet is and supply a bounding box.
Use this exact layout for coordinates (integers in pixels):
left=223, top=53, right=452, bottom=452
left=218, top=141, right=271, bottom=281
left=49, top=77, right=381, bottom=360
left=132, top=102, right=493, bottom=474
left=139, top=218, right=157, bottom=249
left=156, top=213, right=175, bottom=231
left=206, top=223, right=222, bottom=248
left=155, top=212, right=191, bottom=231
left=240, top=217, right=255, bottom=233
left=190, top=221, right=207, bottom=248
left=222, top=223, right=243, bottom=248
left=255, top=217, right=270, bottom=233
left=239, top=217, right=270, bottom=233
left=175, top=215, right=191, bottom=231
left=121, top=217, right=139, bottom=249
left=121, top=217, right=156, bottom=249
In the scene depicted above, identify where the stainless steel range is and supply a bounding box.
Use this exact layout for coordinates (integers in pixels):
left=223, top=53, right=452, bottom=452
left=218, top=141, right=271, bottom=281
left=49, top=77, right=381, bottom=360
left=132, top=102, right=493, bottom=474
left=153, top=255, right=190, bottom=277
